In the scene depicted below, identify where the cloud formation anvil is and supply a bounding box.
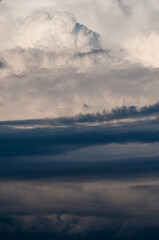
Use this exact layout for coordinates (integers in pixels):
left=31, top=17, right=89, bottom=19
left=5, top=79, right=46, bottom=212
left=1, top=0, right=159, bottom=239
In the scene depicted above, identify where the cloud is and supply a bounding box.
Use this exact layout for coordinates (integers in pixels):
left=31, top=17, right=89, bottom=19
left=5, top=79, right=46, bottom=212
left=0, top=7, right=102, bottom=54
left=10, top=11, right=101, bottom=52
left=1, top=101, right=159, bottom=128
left=1, top=179, right=159, bottom=240
left=116, top=0, right=131, bottom=15
left=1, top=2, right=159, bottom=120
left=0, top=60, right=6, bottom=69
left=2, top=0, right=159, bottom=67
left=1, top=51, right=159, bottom=121
left=0, top=214, right=156, bottom=240
left=1, top=105, right=159, bottom=181
left=2, top=1, right=159, bottom=240
left=1, top=154, right=159, bottom=181
left=0, top=112, right=159, bottom=159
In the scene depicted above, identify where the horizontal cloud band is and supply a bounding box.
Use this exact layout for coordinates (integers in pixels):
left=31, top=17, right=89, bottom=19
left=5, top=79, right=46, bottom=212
left=1, top=101, right=159, bottom=127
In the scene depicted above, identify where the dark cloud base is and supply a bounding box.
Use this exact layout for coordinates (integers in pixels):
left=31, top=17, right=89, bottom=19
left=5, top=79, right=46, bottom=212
left=1, top=156, right=159, bottom=181
left=1, top=105, right=159, bottom=239
left=1, top=118, right=159, bottom=157
left=1, top=221, right=159, bottom=240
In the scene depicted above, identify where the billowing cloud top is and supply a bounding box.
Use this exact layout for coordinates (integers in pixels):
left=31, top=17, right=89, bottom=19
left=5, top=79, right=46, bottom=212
left=1, top=0, right=159, bottom=121
left=1, top=10, right=101, bottom=52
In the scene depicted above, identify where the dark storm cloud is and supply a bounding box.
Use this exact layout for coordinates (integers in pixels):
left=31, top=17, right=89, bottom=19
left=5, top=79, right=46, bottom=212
left=1, top=215, right=159, bottom=240
left=71, top=102, right=159, bottom=124
left=0, top=215, right=152, bottom=240
left=1, top=101, right=159, bottom=127
left=0, top=182, right=159, bottom=240
left=1, top=116, right=159, bottom=157
left=0, top=115, right=159, bottom=180
left=1, top=155, right=159, bottom=181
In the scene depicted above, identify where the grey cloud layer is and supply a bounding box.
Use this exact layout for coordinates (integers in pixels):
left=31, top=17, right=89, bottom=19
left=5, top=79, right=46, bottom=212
left=1, top=50, right=159, bottom=120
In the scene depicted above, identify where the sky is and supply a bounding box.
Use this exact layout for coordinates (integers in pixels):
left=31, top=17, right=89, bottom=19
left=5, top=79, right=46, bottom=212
left=1, top=0, right=159, bottom=239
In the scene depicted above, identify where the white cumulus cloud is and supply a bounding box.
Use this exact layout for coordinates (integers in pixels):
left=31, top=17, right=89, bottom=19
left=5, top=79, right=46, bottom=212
left=1, top=0, right=159, bottom=121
